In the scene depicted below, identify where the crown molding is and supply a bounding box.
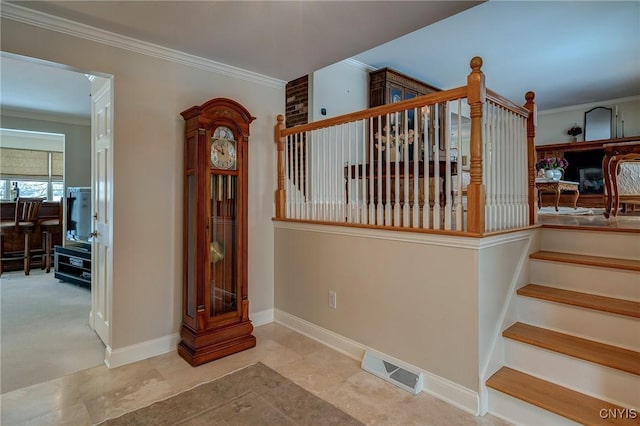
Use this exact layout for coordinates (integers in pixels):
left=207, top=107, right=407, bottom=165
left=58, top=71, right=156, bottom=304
left=1, top=3, right=286, bottom=90
left=343, top=58, right=375, bottom=72
left=1, top=107, right=90, bottom=126
left=538, top=95, right=640, bottom=115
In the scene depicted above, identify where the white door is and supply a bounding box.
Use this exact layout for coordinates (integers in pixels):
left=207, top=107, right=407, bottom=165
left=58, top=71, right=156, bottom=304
left=90, top=76, right=113, bottom=347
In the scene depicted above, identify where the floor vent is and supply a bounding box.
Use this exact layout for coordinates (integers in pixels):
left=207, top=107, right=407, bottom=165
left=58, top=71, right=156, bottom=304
left=361, top=351, right=423, bottom=394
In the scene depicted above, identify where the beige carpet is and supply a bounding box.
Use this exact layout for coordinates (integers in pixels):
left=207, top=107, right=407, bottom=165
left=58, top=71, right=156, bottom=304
left=0, top=270, right=105, bottom=393
left=97, top=362, right=364, bottom=426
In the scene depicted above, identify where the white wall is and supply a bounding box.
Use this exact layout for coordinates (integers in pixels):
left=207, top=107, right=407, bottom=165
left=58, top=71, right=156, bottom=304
left=275, top=223, right=480, bottom=391
left=536, top=96, right=640, bottom=145
left=310, top=59, right=369, bottom=121
left=1, top=17, right=282, bottom=351
left=0, top=112, right=91, bottom=187
left=310, top=60, right=640, bottom=150
left=274, top=222, right=536, bottom=409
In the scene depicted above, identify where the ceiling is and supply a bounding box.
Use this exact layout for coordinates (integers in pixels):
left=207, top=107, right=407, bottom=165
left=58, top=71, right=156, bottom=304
left=1, top=1, right=638, bottom=119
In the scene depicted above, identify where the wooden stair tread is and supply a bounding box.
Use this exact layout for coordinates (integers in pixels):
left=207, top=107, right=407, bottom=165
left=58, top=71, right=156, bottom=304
left=487, top=367, right=640, bottom=426
left=518, top=284, right=640, bottom=318
left=530, top=250, right=640, bottom=272
left=503, top=322, right=640, bottom=375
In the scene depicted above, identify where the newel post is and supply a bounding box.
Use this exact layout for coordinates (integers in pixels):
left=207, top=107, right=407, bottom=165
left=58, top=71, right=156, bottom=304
left=524, top=91, right=537, bottom=225
left=466, top=56, right=486, bottom=234
left=274, top=114, right=286, bottom=218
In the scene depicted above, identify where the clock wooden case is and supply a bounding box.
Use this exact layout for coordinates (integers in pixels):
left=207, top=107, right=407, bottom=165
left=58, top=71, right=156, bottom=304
left=179, top=98, right=256, bottom=366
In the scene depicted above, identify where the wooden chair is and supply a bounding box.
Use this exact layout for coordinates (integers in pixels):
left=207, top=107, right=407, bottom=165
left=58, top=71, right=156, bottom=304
left=40, top=199, right=63, bottom=273
left=603, top=141, right=640, bottom=217
left=4, top=197, right=45, bottom=275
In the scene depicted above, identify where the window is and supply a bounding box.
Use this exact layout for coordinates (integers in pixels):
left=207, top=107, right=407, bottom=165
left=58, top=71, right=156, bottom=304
left=0, top=129, right=65, bottom=201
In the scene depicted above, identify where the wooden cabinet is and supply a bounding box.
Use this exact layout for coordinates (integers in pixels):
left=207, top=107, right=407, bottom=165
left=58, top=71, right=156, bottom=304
left=54, top=244, right=91, bottom=287
left=369, top=68, right=440, bottom=108
left=178, top=98, right=256, bottom=367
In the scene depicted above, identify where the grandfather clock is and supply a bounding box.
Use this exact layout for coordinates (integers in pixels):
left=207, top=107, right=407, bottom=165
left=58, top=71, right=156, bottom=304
left=178, top=98, right=256, bottom=366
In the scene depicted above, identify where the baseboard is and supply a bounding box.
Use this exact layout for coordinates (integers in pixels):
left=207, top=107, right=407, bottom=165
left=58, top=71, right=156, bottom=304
left=251, top=308, right=274, bottom=327
left=274, top=309, right=480, bottom=415
left=105, top=332, right=180, bottom=368
left=104, top=310, right=271, bottom=369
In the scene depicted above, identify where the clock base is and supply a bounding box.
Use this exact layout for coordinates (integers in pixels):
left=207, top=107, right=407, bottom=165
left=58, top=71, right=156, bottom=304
left=178, top=321, right=256, bottom=367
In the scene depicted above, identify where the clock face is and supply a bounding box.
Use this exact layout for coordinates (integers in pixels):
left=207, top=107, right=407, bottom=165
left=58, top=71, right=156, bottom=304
left=210, top=137, right=237, bottom=170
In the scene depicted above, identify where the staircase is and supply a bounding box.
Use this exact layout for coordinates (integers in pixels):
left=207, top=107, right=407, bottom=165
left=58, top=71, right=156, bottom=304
left=487, top=226, right=640, bottom=425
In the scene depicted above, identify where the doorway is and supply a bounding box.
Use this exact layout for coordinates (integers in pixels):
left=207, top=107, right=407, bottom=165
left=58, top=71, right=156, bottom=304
left=0, top=52, right=113, bottom=392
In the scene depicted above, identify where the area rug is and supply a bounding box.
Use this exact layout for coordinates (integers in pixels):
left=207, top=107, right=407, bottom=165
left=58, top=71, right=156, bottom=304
left=538, top=206, right=595, bottom=216
left=96, top=362, right=364, bottom=426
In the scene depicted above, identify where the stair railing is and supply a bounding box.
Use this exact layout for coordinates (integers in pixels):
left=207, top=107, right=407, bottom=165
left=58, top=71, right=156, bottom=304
left=274, top=57, right=536, bottom=236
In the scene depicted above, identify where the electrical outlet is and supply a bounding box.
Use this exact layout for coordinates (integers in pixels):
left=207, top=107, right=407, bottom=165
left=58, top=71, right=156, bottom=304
left=328, top=291, right=337, bottom=309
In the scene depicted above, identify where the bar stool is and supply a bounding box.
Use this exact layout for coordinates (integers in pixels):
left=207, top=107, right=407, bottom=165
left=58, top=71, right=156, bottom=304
left=0, top=215, right=16, bottom=276
left=40, top=199, right=62, bottom=273
left=15, top=197, right=44, bottom=275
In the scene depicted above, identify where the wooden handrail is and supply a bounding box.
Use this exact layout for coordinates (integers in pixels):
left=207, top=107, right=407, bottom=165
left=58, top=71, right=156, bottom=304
left=279, top=88, right=529, bottom=139
left=487, top=89, right=530, bottom=117
left=274, top=56, right=533, bottom=235
left=280, top=87, right=468, bottom=136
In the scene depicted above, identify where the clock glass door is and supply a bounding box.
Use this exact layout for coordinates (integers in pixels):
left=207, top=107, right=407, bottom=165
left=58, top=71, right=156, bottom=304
left=210, top=173, right=237, bottom=316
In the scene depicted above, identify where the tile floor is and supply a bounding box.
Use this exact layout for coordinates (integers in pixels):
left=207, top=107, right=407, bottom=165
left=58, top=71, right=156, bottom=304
left=1, top=322, right=510, bottom=426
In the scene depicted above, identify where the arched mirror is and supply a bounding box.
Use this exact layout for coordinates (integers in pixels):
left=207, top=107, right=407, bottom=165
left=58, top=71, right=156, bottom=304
left=584, top=106, right=612, bottom=141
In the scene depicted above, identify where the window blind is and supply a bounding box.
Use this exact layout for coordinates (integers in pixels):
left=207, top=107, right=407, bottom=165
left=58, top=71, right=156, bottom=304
left=0, top=148, right=63, bottom=179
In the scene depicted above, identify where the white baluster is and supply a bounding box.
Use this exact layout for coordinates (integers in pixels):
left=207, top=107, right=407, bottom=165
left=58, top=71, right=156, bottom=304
left=285, top=134, right=291, bottom=218
left=304, top=132, right=312, bottom=219
left=402, top=109, right=410, bottom=227
left=361, top=119, right=368, bottom=225
left=496, top=105, right=502, bottom=229
left=385, top=112, right=400, bottom=226
left=444, top=101, right=452, bottom=230
left=376, top=116, right=383, bottom=225
left=454, top=99, right=463, bottom=231
left=412, top=107, right=420, bottom=228
left=508, top=111, right=516, bottom=226
left=486, top=104, right=494, bottom=231
left=311, top=130, right=317, bottom=220
left=329, top=126, right=335, bottom=222
left=369, top=118, right=376, bottom=225
left=296, top=132, right=302, bottom=219
left=422, top=106, right=431, bottom=229
left=433, top=104, right=441, bottom=229
left=348, top=122, right=354, bottom=223
left=340, top=124, right=345, bottom=222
